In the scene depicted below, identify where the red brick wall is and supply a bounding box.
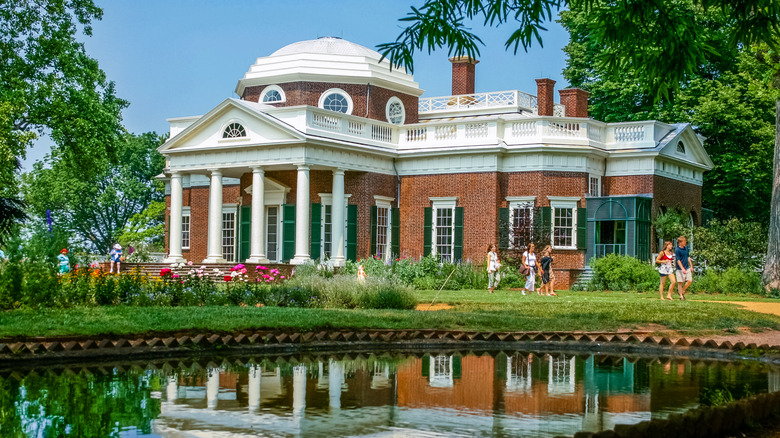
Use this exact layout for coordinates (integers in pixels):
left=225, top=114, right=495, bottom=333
left=558, top=88, right=589, bottom=118
left=175, top=184, right=241, bottom=263
left=504, top=171, right=587, bottom=207
left=243, top=82, right=419, bottom=124
left=450, top=57, right=477, bottom=95
left=535, top=78, right=556, bottom=116
left=602, top=175, right=653, bottom=196
left=345, top=172, right=397, bottom=258
left=652, top=175, right=702, bottom=225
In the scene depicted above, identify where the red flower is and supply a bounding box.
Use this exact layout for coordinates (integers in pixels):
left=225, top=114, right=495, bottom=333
left=223, top=275, right=233, bottom=282
left=160, top=268, right=172, bottom=277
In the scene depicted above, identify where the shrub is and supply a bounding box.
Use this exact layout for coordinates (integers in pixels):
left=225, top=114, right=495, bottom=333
left=691, top=268, right=764, bottom=295
left=693, top=219, right=767, bottom=272
left=588, top=254, right=658, bottom=292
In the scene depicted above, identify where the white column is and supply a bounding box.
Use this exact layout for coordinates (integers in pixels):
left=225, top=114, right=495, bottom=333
left=207, top=367, right=219, bottom=410
left=246, top=167, right=268, bottom=263
left=291, top=165, right=310, bottom=264
left=248, top=364, right=261, bottom=413
left=164, top=172, right=185, bottom=263
left=203, top=169, right=226, bottom=263
left=331, top=169, right=346, bottom=267
left=329, top=359, right=343, bottom=410
left=292, top=364, right=307, bottom=415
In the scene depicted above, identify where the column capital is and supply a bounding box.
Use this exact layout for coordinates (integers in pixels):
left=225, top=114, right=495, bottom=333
left=332, top=168, right=346, bottom=176
left=251, top=166, right=265, bottom=174
left=294, top=163, right=310, bottom=171
left=207, top=168, right=223, bottom=176
left=169, top=171, right=182, bottom=178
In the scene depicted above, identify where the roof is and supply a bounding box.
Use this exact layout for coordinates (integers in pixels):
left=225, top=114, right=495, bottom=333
left=270, top=37, right=381, bottom=59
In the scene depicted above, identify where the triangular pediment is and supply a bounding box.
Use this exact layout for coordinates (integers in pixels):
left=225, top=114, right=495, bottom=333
left=657, top=124, right=714, bottom=170
left=158, top=98, right=304, bottom=153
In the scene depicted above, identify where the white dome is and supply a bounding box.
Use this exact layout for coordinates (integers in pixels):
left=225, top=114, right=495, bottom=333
left=271, top=37, right=381, bottom=59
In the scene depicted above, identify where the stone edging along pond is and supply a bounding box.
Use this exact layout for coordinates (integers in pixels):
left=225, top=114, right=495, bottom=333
left=1, top=329, right=779, bottom=366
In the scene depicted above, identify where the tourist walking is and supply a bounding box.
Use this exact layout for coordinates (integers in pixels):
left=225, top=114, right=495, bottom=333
left=109, top=244, right=123, bottom=273
left=486, top=243, right=500, bottom=293
left=656, top=241, right=677, bottom=300
left=539, top=245, right=556, bottom=296
left=57, top=248, right=70, bottom=275
left=674, top=236, right=693, bottom=300
left=521, top=243, right=540, bottom=295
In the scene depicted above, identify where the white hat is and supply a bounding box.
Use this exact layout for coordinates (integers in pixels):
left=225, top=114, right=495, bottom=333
left=114, top=244, right=122, bottom=250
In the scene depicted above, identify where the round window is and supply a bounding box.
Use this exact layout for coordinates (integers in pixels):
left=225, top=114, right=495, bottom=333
left=260, top=85, right=285, bottom=103
left=318, top=89, right=353, bottom=114
left=223, top=122, right=246, bottom=138
left=386, top=97, right=405, bottom=125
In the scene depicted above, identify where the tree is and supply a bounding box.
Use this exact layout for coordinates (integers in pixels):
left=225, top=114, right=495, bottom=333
left=0, top=0, right=126, bottom=231
left=380, top=0, right=780, bottom=289
left=23, top=132, right=166, bottom=253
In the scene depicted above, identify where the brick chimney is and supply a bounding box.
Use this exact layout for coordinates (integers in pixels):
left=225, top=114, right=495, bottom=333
left=558, top=88, right=590, bottom=118
left=535, top=78, right=556, bottom=116
left=450, top=56, right=479, bottom=95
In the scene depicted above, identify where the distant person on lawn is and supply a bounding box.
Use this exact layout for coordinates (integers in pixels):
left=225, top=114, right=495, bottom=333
left=486, top=243, right=500, bottom=294
left=109, top=244, right=123, bottom=273
left=57, top=248, right=70, bottom=275
left=539, top=245, right=556, bottom=296
left=521, top=243, right=541, bottom=295
left=674, top=236, right=693, bottom=300
left=656, top=241, right=677, bottom=300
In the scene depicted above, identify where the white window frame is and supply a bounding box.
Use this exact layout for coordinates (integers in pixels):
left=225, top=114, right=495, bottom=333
left=318, top=88, right=353, bottom=115
left=429, top=354, right=454, bottom=388
left=385, top=96, right=405, bottom=125
left=181, top=207, right=191, bottom=250
left=220, top=120, right=247, bottom=139
left=374, top=196, right=394, bottom=261
left=318, top=193, right=351, bottom=260
left=260, top=84, right=286, bottom=103
left=222, top=205, right=238, bottom=262
left=549, top=197, right=579, bottom=250
left=430, top=197, right=457, bottom=262
left=507, top=196, right=535, bottom=250
left=265, top=205, right=282, bottom=262
left=589, top=175, right=601, bottom=197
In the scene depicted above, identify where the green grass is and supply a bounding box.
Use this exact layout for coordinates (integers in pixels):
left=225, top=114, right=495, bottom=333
left=1, top=290, right=778, bottom=339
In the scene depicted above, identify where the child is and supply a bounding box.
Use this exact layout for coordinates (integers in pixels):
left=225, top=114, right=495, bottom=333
left=109, top=244, right=123, bottom=273
left=539, top=245, right=556, bottom=296
left=57, top=248, right=70, bottom=275
left=357, top=264, right=367, bottom=284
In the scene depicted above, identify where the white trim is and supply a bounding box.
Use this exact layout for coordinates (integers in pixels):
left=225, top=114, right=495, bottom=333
left=549, top=200, right=578, bottom=250
left=429, top=196, right=457, bottom=207
left=318, top=193, right=352, bottom=205
left=548, top=196, right=581, bottom=203
left=181, top=207, right=191, bottom=250
left=374, top=195, right=395, bottom=206
left=506, top=196, right=536, bottom=203
left=260, top=85, right=286, bottom=103
left=318, top=88, right=353, bottom=115
left=431, top=199, right=457, bottom=261
left=508, top=200, right=534, bottom=250
left=386, top=96, right=405, bottom=125
left=588, top=174, right=601, bottom=197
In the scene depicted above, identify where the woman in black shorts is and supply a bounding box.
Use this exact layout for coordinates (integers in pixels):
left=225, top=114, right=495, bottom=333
left=539, top=245, right=556, bottom=296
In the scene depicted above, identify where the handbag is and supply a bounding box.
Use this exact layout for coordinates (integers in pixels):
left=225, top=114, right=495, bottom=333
left=520, top=265, right=531, bottom=276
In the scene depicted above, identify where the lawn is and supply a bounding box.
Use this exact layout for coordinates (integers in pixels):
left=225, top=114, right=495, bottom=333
left=1, top=290, right=778, bottom=339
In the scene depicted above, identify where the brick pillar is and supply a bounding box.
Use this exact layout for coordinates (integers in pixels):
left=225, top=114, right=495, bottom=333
left=535, top=78, right=556, bottom=116
left=450, top=56, right=479, bottom=95
left=558, top=88, right=590, bottom=118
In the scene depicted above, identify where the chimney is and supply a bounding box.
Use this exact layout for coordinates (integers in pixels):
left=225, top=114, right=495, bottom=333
left=558, top=88, right=590, bottom=118
left=450, top=56, right=479, bottom=95
left=535, top=78, right=556, bottom=116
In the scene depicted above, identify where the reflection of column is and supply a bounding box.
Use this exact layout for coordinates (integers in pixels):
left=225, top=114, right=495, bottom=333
left=331, top=169, right=346, bottom=266
left=246, top=167, right=268, bottom=263
left=166, top=375, right=178, bottom=402
left=570, top=357, right=576, bottom=393
left=770, top=368, right=780, bottom=393
left=248, top=364, right=261, bottom=413
left=293, top=365, right=307, bottom=415
left=291, top=165, right=310, bottom=264
left=203, top=169, right=225, bottom=263
left=207, top=368, right=219, bottom=410
left=329, top=359, right=343, bottom=410
left=164, top=172, right=185, bottom=263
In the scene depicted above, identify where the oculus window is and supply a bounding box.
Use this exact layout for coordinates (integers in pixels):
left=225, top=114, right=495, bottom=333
left=222, top=122, right=246, bottom=139
left=319, top=88, right=353, bottom=114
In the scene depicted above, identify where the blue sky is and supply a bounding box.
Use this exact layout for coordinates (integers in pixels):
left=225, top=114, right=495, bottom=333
left=24, top=0, right=571, bottom=167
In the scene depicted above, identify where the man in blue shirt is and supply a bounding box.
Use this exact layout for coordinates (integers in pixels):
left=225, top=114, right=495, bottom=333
left=674, top=236, right=693, bottom=300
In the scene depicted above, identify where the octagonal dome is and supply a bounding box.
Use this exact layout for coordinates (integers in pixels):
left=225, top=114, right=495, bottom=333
left=236, top=37, right=422, bottom=97
left=271, top=37, right=382, bottom=59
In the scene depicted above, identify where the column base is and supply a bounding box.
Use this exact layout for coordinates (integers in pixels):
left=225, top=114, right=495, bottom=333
left=163, top=255, right=186, bottom=264
left=202, top=256, right=228, bottom=264
left=290, top=256, right=311, bottom=265
left=331, top=257, right=346, bottom=267
left=245, top=256, right=270, bottom=264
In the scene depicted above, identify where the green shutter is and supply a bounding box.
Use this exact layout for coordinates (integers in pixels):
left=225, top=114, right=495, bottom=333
left=577, top=205, right=587, bottom=250
left=535, top=207, right=552, bottom=247
left=453, top=355, right=462, bottom=380
left=370, top=205, right=377, bottom=256
left=423, top=207, right=432, bottom=256
left=391, top=207, right=400, bottom=257
left=421, top=355, right=430, bottom=378
left=239, top=206, right=251, bottom=261
left=282, top=204, right=296, bottom=262
left=347, top=204, right=358, bottom=261
left=498, top=207, right=509, bottom=250
left=310, top=203, right=321, bottom=261
left=454, top=206, right=464, bottom=262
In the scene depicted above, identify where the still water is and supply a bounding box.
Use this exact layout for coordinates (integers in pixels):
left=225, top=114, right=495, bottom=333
left=3, top=350, right=779, bottom=437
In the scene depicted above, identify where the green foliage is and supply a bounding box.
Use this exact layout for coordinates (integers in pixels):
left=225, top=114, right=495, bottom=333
left=653, top=209, right=691, bottom=244
left=23, top=132, right=166, bottom=252
left=691, top=268, right=764, bottom=296
left=588, top=254, right=658, bottom=292
left=341, top=255, right=489, bottom=290
left=692, top=218, right=767, bottom=272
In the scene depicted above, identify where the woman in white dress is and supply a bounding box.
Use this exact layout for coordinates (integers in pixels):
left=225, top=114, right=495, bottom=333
left=486, top=244, right=500, bottom=293
left=521, top=243, right=541, bottom=295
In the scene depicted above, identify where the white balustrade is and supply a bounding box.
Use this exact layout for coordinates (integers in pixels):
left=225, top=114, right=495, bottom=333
left=418, top=90, right=538, bottom=114
left=465, top=122, right=488, bottom=138
left=613, top=124, right=646, bottom=142
left=511, top=121, right=536, bottom=138
left=435, top=124, right=458, bottom=140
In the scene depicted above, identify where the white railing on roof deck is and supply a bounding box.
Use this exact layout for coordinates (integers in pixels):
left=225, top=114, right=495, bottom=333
left=305, top=108, right=397, bottom=145
left=418, top=90, right=568, bottom=116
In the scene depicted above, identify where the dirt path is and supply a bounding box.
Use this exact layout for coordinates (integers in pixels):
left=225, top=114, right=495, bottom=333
left=709, top=301, right=780, bottom=318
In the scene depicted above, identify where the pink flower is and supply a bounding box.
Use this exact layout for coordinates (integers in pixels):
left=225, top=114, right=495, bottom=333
left=187, top=261, right=193, bottom=266
left=262, top=274, right=270, bottom=279
left=240, top=268, right=247, bottom=274
left=172, top=274, right=180, bottom=279
left=280, top=275, right=286, bottom=279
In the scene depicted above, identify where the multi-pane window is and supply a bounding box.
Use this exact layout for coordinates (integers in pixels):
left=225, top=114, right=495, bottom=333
left=509, top=202, right=533, bottom=249
left=181, top=213, right=190, bottom=249
left=266, top=206, right=279, bottom=261
left=222, top=211, right=236, bottom=262
left=376, top=206, right=390, bottom=259
left=322, top=92, right=349, bottom=113
left=429, top=354, right=453, bottom=388
left=322, top=205, right=333, bottom=258
left=553, top=207, right=574, bottom=248
left=222, top=122, right=246, bottom=138
left=589, top=176, right=601, bottom=197
left=386, top=97, right=405, bottom=125
left=434, top=206, right=454, bottom=261
left=263, top=89, right=282, bottom=102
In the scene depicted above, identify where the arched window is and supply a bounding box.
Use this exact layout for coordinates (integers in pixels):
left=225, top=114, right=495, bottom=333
left=319, top=88, right=353, bottom=114
left=223, top=122, right=246, bottom=139
left=386, top=96, right=405, bottom=125
left=676, top=141, right=686, bottom=154
left=261, top=85, right=285, bottom=103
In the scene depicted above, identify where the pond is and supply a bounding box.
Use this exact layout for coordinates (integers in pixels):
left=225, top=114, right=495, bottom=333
left=3, top=350, right=779, bottom=437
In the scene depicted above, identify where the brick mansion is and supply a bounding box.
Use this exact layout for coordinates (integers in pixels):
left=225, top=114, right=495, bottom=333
left=158, top=37, right=713, bottom=288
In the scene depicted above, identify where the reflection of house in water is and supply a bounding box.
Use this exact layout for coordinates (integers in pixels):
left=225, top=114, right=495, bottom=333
left=149, top=354, right=771, bottom=436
